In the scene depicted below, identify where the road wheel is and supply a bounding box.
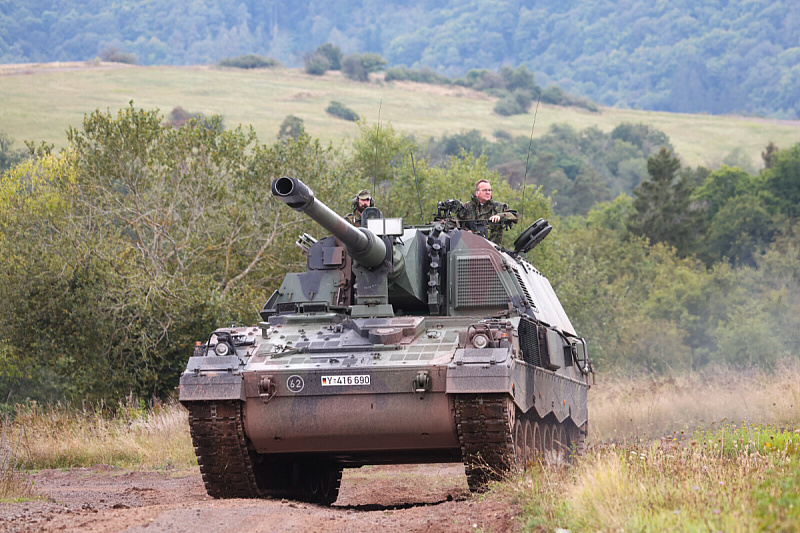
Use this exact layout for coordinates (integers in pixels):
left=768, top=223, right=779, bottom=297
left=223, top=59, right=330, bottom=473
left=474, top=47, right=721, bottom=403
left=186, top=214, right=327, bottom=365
left=542, top=423, right=553, bottom=465
left=513, top=418, right=525, bottom=471
left=522, top=420, right=534, bottom=469
left=531, top=421, right=543, bottom=463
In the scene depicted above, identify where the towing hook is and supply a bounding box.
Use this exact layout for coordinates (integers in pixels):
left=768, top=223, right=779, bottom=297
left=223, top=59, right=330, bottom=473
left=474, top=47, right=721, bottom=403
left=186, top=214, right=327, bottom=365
left=258, top=375, right=277, bottom=403
left=412, top=371, right=431, bottom=399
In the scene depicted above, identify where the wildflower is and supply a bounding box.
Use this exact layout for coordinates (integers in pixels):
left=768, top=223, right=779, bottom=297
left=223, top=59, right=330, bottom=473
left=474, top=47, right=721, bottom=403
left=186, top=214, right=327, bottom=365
left=694, top=486, right=700, bottom=491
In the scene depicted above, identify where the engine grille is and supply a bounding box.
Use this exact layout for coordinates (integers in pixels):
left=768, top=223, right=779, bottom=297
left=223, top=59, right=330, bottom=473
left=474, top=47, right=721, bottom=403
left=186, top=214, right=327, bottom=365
left=455, top=256, right=509, bottom=309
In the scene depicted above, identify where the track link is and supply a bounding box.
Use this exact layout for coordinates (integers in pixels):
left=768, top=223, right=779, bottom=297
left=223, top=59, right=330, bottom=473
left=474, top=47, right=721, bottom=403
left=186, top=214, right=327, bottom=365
left=453, top=394, right=515, bottom=492
left=187, top=401, right=260, bottom=498
left=187, top=400, right=343, bottom=504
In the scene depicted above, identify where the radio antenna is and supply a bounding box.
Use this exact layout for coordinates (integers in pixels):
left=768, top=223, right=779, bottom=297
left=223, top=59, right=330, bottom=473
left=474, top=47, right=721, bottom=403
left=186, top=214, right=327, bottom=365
left=373, top=99, right=382, bottom=195
left=520, top=95, right=540, bottom=226
left=410, top=151, right=426, bottom=224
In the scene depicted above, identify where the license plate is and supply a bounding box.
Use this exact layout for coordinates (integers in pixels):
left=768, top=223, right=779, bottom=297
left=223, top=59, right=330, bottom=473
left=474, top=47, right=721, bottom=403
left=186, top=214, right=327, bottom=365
left=321, top=375, right=370, bottom=386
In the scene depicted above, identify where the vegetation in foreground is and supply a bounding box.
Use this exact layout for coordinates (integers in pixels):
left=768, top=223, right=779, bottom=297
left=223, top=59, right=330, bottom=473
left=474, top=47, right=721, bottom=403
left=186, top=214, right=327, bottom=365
left=511, top=423, right=799, bottom=532
left=0, top=364, right=797, bottom=529
left=507, top=362, right=800, bottom=531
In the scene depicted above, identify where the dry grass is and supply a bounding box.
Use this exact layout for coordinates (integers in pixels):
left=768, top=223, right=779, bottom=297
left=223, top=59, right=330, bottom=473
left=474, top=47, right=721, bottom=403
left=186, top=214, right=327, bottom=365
left=0, top=417, right=35, bottom=501
left=7, top=400, right=195, bottom=472
left=589, top=361, right=800, bottom=443
left=508, top=361, right=800, bottom=531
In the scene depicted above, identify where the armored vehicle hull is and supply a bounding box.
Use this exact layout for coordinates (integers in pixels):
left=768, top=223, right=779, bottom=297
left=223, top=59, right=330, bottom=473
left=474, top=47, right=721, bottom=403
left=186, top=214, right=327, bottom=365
left=180, top=177, right=591, bottom=504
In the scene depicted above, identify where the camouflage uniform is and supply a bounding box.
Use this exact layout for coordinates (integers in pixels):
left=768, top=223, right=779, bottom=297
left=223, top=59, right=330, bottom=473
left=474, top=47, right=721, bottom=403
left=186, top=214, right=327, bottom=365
left=344, top=189, right=373, bottom=227
left=344, top=209, right=363, bottom=227
left=456, top=194, right=518, bottom=245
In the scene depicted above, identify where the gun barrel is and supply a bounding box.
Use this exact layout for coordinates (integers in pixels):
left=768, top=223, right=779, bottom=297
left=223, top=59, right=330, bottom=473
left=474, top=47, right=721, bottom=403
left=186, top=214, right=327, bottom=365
left=271, top=177, right=387, bottom=268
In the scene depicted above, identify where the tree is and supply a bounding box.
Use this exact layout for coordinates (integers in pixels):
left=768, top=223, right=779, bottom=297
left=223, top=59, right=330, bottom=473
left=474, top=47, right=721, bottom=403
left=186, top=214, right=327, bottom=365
left=628, top=148, right=702, bottom=257
left=705, top=193, right=780, bottom=266
left=278, top=114, right=305, bottom=140
left=761, top=141, right=779, bottom=169
left=313, top=43, right=343, bottom=70
left=0, top=104, right=341, bottom=401
left=692, top=166, right=754, bottom=219
left=762, top=143, right=800, bottom=218
left=303, top=52, right=330, bottom=75
left=342, top=53, right=387, bottom=82
left=0, top=132, right=26, bottom=173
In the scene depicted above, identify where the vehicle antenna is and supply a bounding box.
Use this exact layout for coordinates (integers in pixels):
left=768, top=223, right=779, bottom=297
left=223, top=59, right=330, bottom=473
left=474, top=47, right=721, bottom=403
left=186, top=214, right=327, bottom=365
left=373, top=99, right=382, bottom=195
left=520, top=95, right=541, bottom=226
left=410, top=151, right=426, bottom=224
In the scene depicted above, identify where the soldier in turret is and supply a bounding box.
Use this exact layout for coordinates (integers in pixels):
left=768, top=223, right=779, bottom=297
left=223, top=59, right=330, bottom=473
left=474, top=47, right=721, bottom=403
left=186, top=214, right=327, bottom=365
left=344, top=189, right=374, bottom=227
left=456, top=179, right=518, bottom=245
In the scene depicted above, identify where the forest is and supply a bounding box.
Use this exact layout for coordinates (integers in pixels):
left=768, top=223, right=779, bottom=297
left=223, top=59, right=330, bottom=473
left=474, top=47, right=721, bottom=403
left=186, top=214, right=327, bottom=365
left=1, top=0, right=799, bottom=117
left=0, top=105, right=798, bottom=404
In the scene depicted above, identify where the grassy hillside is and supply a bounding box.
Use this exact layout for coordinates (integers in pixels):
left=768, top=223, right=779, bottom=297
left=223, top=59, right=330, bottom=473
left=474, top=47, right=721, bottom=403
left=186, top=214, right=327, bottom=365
left=2, top=62, right=799, bottom=170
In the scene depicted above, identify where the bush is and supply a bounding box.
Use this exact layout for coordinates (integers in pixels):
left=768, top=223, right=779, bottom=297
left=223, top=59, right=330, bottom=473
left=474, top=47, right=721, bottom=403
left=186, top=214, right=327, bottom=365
left=0, top=132, right=26, bottom=173
left=218, top=54, right=280, bottom=69
left=384, top=66, right=450, bottom=85
left=99, top=46, right=137, bottom=65
left=540, top=85, right=599, bottom=112
left=326, top=101, right=360, bottom=122
left=342, top=53, right=387, bottom=82
left=304, top=53, right=330, bottom=75
left=494, top=93, right=526, bottom=116
left=313, top=43, right=343, bottom=70
left=279, top=115, right=305, bottom=139
left=455, top=69, right=504, bottom=90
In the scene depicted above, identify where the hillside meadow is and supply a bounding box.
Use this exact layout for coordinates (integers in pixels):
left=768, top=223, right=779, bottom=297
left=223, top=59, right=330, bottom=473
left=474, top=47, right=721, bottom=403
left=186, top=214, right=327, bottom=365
left=2, top=62, right=800, bottom=170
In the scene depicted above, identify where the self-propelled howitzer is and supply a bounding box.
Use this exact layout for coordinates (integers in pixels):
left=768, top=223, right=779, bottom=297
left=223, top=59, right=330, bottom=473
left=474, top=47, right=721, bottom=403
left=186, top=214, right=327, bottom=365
left=179, top=176, right=592, bottom=504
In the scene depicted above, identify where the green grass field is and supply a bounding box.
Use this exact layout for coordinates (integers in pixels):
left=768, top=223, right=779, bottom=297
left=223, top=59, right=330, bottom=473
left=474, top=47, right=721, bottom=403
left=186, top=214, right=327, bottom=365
left=2, top=61, right=799, bottom=169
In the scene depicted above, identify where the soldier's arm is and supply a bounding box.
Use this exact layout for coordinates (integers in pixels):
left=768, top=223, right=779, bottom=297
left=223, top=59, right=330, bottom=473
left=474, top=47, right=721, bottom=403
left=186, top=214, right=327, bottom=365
left=497, top=203, right=518, bottom=222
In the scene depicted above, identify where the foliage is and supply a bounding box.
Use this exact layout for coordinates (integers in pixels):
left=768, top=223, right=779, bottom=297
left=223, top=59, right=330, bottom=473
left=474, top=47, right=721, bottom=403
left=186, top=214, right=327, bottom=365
left=303, top=52, right=330, bottom=75
left=217, top=54, right=280, bottom=69
left=99, top=46, right=137, bottom=65
left=628, top=148, right=704, bottom=257
left=384, top=66, right=450, bottom=84
left=341, top=53, right=387, bottom=82
left=0, top=104, right=341, bottom=401
left=762, top=144, right=800, bottom=218
left=278, top=114, right=305, bottom=140
left=325, top=101, right=360, bottom=122
left=0, top=133, right=27, bottom=174
left=164, top=106, right=204, bottom=128
left=312, top=43, right=342, bottom=71
left=2, top=99, right=800, bottom=401
left=515, top=423, right=799, bottom=531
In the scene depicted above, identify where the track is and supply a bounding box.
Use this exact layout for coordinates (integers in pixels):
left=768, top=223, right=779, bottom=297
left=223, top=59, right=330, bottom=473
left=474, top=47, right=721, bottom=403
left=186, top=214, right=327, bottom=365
left=187, top=397, right=585, bottom=501
left=186, top=400, right=342, bottom=504
left=454, top=394, right=586, bottom=491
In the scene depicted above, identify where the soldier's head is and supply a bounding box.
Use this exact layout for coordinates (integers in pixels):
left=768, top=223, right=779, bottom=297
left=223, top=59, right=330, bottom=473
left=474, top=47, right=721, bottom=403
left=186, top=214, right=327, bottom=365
left=354, top=189, right=374, bottom=212
left=474, top=180, right=492, bottom=204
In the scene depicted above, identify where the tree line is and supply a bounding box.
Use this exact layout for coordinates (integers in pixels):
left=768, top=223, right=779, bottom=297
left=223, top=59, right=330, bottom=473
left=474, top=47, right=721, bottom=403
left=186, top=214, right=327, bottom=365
left=1, top=105, right=798, bottom=406
left=2, top=0, right=799, bottom=117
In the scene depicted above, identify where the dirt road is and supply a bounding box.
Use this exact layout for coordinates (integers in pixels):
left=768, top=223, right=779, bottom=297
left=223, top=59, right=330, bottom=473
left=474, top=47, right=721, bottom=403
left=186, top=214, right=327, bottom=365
left=0, top=464, right=520, bottom=532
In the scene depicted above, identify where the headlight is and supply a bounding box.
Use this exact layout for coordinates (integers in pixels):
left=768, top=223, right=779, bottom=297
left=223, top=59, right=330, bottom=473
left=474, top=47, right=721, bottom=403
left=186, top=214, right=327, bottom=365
left=214, top=342, right=231, bottom=356
left=472, top=333, right=489, bottom=349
